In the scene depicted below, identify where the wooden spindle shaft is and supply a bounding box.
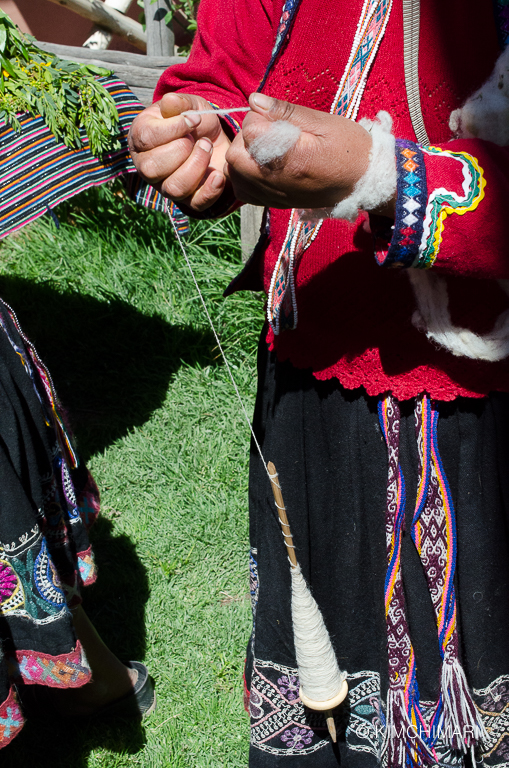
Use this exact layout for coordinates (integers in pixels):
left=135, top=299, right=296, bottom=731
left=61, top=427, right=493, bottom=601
left=325, top=711, right=337, bottom=742
left=267, top=461, right=298, bottom=567
left=267, top=460, right=342, bottom=744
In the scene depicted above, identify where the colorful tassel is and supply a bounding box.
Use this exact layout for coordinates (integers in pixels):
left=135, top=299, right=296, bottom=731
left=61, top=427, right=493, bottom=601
left=414, top=396, right=486, bottom=754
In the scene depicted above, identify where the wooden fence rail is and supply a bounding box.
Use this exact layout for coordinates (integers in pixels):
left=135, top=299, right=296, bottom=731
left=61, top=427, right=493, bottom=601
left=38, top=42, right=184, bottom=104
left=39, top=3, right=259, bottom=259
left=46, top=0, right=146, bottom=50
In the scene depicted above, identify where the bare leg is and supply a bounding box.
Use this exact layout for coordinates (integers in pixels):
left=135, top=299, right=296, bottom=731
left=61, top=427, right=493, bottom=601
left=39, top=605, right=138, bottom=717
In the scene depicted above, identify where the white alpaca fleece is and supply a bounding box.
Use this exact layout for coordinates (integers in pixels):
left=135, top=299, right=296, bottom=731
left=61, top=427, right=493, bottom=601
left=449, top=45, right=509, bottom=145
left=247, top=120, right=302, bottom=166
left=331, top=111, right=397, bottom=222
left=408, top=270, right=509, bottom=362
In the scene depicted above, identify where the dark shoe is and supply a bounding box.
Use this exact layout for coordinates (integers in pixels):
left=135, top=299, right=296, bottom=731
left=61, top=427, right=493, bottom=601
left=92, top=661, right=156, bottom=720
left=18, top=660, right=156, bottom=721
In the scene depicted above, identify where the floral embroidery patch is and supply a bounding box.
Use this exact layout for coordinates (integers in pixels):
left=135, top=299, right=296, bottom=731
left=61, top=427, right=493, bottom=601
left=0, top=687, right=24, bottom=748
left=474, top=675, right=509, bottom=763
left=249, top=661, right=386, bottom=757
left=248, top=663, right=509, bottom=765
left=7, top=640, right=91, bottom=688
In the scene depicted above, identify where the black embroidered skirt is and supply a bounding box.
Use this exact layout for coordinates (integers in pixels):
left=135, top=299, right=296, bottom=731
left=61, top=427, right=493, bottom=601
left=246, top=333, right=509, bottom=767
left=0, top=300, right=99, bottom=748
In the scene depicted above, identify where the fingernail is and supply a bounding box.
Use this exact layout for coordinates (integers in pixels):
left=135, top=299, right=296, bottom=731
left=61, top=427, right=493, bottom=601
left=252, top=93, right=273, bottom=111
left=211, top=173, right=224, bottom=190
left=197, top=138, right=213, bottom=153
left=183, top=112, right=201, bottom=128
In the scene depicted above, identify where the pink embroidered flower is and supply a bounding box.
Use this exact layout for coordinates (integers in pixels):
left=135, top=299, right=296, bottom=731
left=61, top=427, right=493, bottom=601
left=280, top=726, right=313, bottom=750
left=249, top=687, right=264, bottom=719
left=278, top=674, right=299, bottom=701
left=0, top=562, right=17, bottom=602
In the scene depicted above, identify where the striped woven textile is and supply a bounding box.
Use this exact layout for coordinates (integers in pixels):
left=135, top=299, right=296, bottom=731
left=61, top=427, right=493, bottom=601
left=0, top=77, right=190, bottom=239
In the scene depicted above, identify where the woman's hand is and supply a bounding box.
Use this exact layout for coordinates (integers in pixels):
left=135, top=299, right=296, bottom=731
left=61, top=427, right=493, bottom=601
left=128, top=93, right=232, bottom=212
left=225, top=93, right=375, bottom=211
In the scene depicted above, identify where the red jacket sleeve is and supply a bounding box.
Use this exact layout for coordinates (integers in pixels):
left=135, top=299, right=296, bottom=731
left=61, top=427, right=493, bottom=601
left=153, top=0, right=275, bottom=113
left=375, top=137, right=509, bottom=280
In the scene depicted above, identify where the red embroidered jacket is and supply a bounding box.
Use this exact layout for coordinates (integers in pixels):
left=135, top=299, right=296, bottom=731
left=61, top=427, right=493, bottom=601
left=155, top=0, right=509, bottom=401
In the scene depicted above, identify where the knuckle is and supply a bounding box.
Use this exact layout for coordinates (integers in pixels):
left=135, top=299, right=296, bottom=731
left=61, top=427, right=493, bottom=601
left=135, top=125, right=156, bottom=152
left=163, top=177, right=187, bottom=200
left=275, top=100, right=296, bottom=122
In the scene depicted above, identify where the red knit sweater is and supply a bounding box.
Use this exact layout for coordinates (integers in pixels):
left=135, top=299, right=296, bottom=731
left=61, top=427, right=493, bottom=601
left=155, top=0, right=509, bottom=401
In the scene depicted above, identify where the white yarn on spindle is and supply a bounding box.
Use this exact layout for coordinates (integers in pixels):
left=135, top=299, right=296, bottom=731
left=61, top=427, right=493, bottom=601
left=290, top=562, right=347, bottom=702
left=248, top=121, right=302, bottom=166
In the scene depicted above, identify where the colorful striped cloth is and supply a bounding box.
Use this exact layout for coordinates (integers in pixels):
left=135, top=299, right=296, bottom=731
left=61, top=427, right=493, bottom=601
left=0, top=76, right=190, bottom=239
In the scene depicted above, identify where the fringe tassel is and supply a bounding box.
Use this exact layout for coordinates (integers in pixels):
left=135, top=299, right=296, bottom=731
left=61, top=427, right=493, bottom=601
left=383, top=688, right=435, bottom=768
left=436, top=652, right=486, bottom=752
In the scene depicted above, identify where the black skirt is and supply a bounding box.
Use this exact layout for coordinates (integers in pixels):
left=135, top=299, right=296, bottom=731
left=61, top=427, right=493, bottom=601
left=0, top=300, right=99, bottom=748
left=246, top=333, right=509, bottom=767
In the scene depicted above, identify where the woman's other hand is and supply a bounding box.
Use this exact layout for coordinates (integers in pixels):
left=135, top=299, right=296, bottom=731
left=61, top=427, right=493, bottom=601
left=225, top=93, right=383, bottom=212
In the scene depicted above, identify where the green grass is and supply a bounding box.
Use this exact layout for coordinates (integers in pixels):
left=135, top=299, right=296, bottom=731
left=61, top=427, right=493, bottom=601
left=1, top=183, right=265, bottom=767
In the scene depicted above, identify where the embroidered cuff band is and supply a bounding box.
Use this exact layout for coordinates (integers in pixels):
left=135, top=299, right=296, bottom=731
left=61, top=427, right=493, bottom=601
left=374, top=138, right=427, bottom=268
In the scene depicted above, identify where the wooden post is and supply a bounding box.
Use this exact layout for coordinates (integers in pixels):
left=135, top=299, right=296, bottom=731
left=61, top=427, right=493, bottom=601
left=83, top=0, right=134, bottom=50
left=144, top=0, right=175, bottom=57
left=241, top=204, right=264, bottom=263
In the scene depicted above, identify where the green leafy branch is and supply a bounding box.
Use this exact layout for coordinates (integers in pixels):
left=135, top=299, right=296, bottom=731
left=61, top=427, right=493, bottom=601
left=0, top=9, right=120, bottom=157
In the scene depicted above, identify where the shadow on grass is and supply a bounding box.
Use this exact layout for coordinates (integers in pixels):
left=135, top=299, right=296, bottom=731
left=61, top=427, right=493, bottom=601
left=0, top=275, right=216, bottom=765
left=0, top=274, right=217, bottom=461
left=4, top=715, right=146, bottom=768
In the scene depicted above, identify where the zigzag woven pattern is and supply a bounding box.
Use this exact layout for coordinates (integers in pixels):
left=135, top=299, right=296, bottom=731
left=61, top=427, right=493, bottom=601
left=0, top=77, right=189, bottom=240
left=378, top=394, right=485, bottom=765
left=378, top=396, right=434, bottom=768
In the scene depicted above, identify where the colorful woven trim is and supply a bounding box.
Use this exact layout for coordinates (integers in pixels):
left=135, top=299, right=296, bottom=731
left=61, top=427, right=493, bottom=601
left=267, top=212, right=321, bottom=332
left=0, top=687, right=24, bottom=749
left=208, top=100, right=243, bottom=136
left=259, top=0, right=303, bottom=90
left=378, top=397, right=434, bottom=768
left=376, top=139, right=427, bottom=268
left=416, top=147, right=486, bottom=269
left=267, top=0, right=393, bottom=335
left=413, top=397, right=484, bottom=750
left=329, top=0, right=393, bottom=120
left=378, top=394, right=485, bottom=765
left=125, top=174, right=190, bottom=235
left=7, top=640, right=91, bottom=689
left=0, top=299, right=79, bottom=468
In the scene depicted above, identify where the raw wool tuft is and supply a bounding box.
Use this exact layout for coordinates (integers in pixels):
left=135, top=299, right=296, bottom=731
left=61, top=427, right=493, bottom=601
left=290, top=562, right=347, bottom=702
left=247, top=121, right=302, bottom=166
left=408, top=270, right=509, bottom=362
left=331, top=110, right=397, bottom=222
left=449, top=45, right=509, bottom=145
